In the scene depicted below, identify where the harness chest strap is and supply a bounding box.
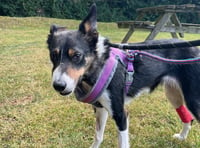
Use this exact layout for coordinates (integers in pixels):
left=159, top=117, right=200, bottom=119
left=81, top=53, right=118, bottom=103
left=76, top=47, right=134, bottom=104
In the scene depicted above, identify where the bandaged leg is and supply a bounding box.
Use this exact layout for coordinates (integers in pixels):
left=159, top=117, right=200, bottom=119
left=174, top=105, right=193, bottom=140
left=164, top=82, right=193, bottom=140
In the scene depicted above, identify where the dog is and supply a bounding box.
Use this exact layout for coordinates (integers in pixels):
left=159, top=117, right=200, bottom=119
left=47, top=4, right=200, bottom=148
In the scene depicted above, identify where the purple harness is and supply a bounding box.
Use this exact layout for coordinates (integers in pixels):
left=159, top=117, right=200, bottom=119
left=76, top=47, right=134, bottom=104
left=76, top=47, right=200, bottom=104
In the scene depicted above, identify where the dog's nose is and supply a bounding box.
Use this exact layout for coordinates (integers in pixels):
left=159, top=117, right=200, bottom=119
left=53, top=81, right=66, bottom=92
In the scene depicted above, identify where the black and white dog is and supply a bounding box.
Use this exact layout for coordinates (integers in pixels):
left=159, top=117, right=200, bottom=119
left=47, top=4, right=200, bottom=148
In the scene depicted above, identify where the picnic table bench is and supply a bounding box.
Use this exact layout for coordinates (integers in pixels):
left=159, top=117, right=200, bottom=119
left=117, top=4, right=200, bottom=43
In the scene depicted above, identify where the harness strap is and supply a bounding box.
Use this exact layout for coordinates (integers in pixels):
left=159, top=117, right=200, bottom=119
left=76, top=48, right=120, bottom=103
left=82, top=54, right=117, bottom=103
left=110, top=48, right=135, bottom=93
left=76, top=47, right=134, bottom=104
left=125, top=50, right=135, bottom=93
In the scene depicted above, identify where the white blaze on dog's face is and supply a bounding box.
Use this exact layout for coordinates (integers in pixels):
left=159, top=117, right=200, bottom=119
left=47, top=4, right=99, bottom=95
left=52, top=65, right=77, bottom=95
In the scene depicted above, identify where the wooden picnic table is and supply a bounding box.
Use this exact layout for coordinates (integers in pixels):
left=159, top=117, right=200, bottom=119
left=117, top=4, right=200, bottom=43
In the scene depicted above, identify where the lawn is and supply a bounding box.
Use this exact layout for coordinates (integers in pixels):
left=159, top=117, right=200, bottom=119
left=0, top=16, right=199, bottom=148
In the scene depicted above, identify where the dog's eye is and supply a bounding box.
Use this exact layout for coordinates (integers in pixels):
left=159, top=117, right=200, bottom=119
left=72, top=52, right=82, bottom=62
left=68, top=49, right=83, bottom=63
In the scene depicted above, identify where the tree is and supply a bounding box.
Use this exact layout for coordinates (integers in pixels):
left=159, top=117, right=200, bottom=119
left=0, top=0, right=199, bottom=23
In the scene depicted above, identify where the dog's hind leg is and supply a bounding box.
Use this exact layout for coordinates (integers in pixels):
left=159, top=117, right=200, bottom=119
left=165, top=82, right=193, bottom=140
left=90, top=107, right=108, bottom=148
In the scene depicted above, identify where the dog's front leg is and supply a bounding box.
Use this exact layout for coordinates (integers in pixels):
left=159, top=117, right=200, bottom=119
left=90, top=107, right=108, bottom=148
left=112, top=107, right=129, bottom=148
left=116, top=112, right=129, bottom=148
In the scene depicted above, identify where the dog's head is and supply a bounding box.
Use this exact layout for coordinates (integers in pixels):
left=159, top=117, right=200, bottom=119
left=47, top=4, right=106, bottom=96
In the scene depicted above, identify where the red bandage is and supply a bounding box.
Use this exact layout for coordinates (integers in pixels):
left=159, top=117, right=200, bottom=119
left=176, top=105, right=194, bottom=123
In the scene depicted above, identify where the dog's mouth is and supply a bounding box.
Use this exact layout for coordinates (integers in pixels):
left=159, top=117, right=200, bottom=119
left=60, top=90, right=72, bottom=96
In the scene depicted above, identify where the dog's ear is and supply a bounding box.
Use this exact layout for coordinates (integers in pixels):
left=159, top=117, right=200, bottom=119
left=50, top=25, right=58, bottom=34
left=79, top=4, right=99, bottom=49
left=79, top=4, right=97, bottom=35
left=50, top=24, right=67, bottom=34
left=47, top=25, right=67, bottom=50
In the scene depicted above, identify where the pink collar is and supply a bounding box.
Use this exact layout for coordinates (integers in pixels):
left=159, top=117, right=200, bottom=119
left=76, top=47, right=134, bottom=104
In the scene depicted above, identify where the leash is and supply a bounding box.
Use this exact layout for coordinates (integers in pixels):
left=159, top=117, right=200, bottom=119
left=131, top=50, right=200, bottom=64
left=107, top=39, right=200, bottom=64
left=108, top=39, right=200, bottom=50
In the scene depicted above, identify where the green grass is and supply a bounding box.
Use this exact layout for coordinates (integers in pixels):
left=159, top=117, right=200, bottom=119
left=0, top=16, right=199, bottom=148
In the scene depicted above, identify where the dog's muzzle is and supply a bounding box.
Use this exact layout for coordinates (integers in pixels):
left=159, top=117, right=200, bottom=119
left=52, top=66, right=76, bottom=96
left=53, top=80, right=72, bottom=95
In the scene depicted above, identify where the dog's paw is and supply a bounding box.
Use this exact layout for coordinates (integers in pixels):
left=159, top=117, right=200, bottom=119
left=90, top=145, right=98, bottom=148
left=90, top=143, right=100, bottom=148
left=173, top=133, right=187, bottom=141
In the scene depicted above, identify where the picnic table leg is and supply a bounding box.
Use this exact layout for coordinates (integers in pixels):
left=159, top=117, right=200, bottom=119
left=167, top=21, right=179, bottom=38
left=171, top=14, right=184, bottom=38
left=158, top=13, right=178, bottom=38
left=121, top=25, right=134, bottom=43
left=145, top=12, right=173, bottom=41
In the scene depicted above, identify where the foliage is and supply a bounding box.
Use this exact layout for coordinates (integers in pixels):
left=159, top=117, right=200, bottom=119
left=0, top=0, right=200, bottom=23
